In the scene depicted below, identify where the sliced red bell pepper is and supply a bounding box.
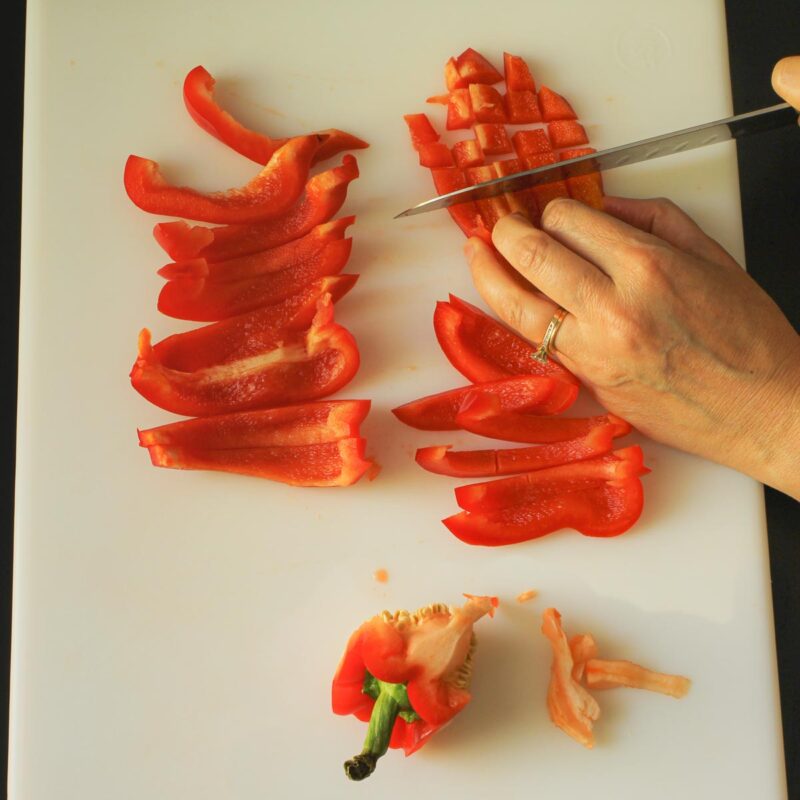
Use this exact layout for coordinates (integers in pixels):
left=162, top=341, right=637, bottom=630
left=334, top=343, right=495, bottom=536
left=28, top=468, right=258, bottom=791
left=473, top=123, right=512, bottom=155
left=538, top=86, right=578, bottom=121
left=559, top=148, right=604, bottom=210
left=469, top=84, right=507, bottom=124
left=433, top=295, right=579, bottom=385
left=504, top=90, right=542, bottom=124
left=403, top=113, right=440, bottom=149
left=158, top=216, right=355, bottom=281
left=430, top=167, right=489, bottom=241
left=452, top=48, right=504, bottom=87
left=152, top=155, right=359, bottom=261
left=547, top=120, right=589, bottom=149
left=124, top=134, right=320, bottom=224
left=503, top=52, right=537, bottom=91
left=511, top=129, right=552, bottom=159
left=183, top=65, right=368, bottom=166
left=332, top=595, right=497, bottom=780
left=157, top=237, right=352, bottom=321
left=139, top=399, right=370, bottom=448
left=454, top=446, right=648, bottom=512
left=392, top=374, right=577, bottom=432
left=151, top=275, right=357, bottom=369
left=451, top=139, right=485, bottom=169
left=492, top=160, right=537, bottom=220
left=130, top=294, right=359, bottom=416
left=466, top=165, right=511, bottom=231
left=444, top=88, right=474, bottom=130
left=146, top=437, right=371, bottom=486
left=521, top=152, right=570, bottom=209
left=414, top=424, right=617, bottom=478
left=417, top=142, right=454, bottom=168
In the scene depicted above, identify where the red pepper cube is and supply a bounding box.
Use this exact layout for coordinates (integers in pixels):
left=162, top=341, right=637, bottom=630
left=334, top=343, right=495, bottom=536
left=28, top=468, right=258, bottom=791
left=467, top=165, right=511, bottom=230
left=452, top=139, right=485, bottom=168
left=445, top=88, right=475, bottom=130
left=548, top=120, right=589, bottom=149
left=504, top=90, right=542, bottom=124
left=404, top=114, right=440, bottom=149
left=444, top=57, right=461, bottom=91
left=491, top=161, right=529, bottom=218
left=432, top=167, right=486, bottom=239
left=559, top=148, right=604, bottom=209
left=418, top=142, right=455, bottom=168
left=474, top=123, right=512, bottom=155
left=538, top=86, right=578, bottom=121
left=494, top=158, right=540, bottom=223
left=455, top=48, right=503, bottom=86
left=512, top=129, right=552, bottom=159
left=469, top=85, right=507, bottom=123
left=503, top=52, right=537, bottom=91
left=521, top=153, right=568, bottom=210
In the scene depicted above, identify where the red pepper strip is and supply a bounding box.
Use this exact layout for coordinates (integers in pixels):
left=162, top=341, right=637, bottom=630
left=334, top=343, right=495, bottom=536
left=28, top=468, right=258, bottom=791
left=433, top=295, right=579, bottom=385
left=451, top=139, right=484, bottom=169
left=453, top=48, right=504, bottom=87
left=414, top=424, right=617, bottom=478
left=145, top=437, right=371, bottom=486
left=138, top=399, right=370, bottom=448
left=183, top=65, right=367, bottom=166
left=152, top=155, right=359, bottom=261
left=403, top=113, right=440, bottom=149
left=559, top=148, right=604, bottom=210
left=124, top=135, right=320, bottom=224
left=539, top=86, right=578, bottom=121
left=158, top=216, right=354, bottom=281
left=392, top=375, right=578, bottom=432
left=512, top=129, right=552, bottom=159
left=443, top=88, right=475, bottom=130
left=443, top=477, right=645, bottom=545
left=430, top=167, right=489, bottom=242
left=547, top=120, right=589, bottom=149
left=417, top=142, right=454, bottom=168
left=157, top=237, right=352, bottom=321
left=130, top=294, right=359, bottom=416
left=466, top=165, right=511, bottom=231
left=492, top=160, right=535, bottom=220
left=474, top=123, right=512, bottom=155
left=469, top=84, right=507, bottom=124
left=150, top=275, right=358, bottom=370
left=504, top=90, right=542, bottom=124
left=454, top=446, right=648, bottom=512
left=503, top=52, right=536, bottom=90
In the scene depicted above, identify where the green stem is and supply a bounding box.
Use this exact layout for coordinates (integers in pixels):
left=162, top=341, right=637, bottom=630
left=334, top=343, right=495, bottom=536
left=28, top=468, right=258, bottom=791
left=343, top=687, right=400, bottom=781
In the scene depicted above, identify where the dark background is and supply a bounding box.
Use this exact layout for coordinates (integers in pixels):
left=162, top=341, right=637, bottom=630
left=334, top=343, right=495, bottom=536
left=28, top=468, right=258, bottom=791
left=0, top=1, right=798, bottom=797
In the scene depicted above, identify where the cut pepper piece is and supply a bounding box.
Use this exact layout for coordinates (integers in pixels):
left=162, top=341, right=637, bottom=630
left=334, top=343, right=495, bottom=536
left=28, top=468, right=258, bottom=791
left=445, top=88, right=474, bottom=130
left=418, top=142, right=454, bottom=168
left=453, top=48, right=504, bottom=87
left=547, top=120, right=589, bottom=149
left=430, top=167, right=488, bottom=240
left=569, top=634, right=599, bottom=683
left=538, top=86, right=578, bottom=121
left=468, top=84, right=507, bottom=124
left=451, top=139, right=485, bottom=169
left=559, top=148, right=604, bottom=210
left=124, top=135, right=320, bottom=224
left=473, top=123, right=512, bottom=155
left=504, top=90, right=542, bottom=124
left=584, top=659, right=691, bottom=698
left=503, top=52, right=537, bottom=91
left=466, top=165, right=511, bottom=231
left=153, top=155, right=359, bottom=261
left=403, top=113, right=440, bottom=149
left=130, top=294, right=359, bottom=416
left=512, top=129, right=553, bottom=159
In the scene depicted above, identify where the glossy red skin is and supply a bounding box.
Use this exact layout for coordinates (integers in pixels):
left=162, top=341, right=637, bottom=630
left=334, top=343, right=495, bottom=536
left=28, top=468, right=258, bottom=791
left=469, top=84, right=507, bottom=124
left=466, top=165, right=511, bottom=230
left=434, top=295, right=579, bottom=385
left=403, top=113, right=440, bottom=148
left=452, top=139, right=484, bottom=169
left=418, top=142, right=454, bottom=168
left=547, top=120, right=589, bottom=149
left=559, top=148, right=604, bottom=210
left=157, top=238, right=352, bottom=321
left=453, top=48, right=504, bottom=87
left=151, top=275, right=357, bottom=369
left=474, top=123, right=512, bottom=155
left=538, top=86, right=578, bottom=121
left=511, top=129, right=552, bottom=158
left=392, top=374, right=577, bottom=431
left=124, top=135, right=320, bottom=224
left=183, top=65, right=367, bottom=165
left=504, top=90, right=542, bottom=124
left=152, top=155, right=359, bottom=261
left=130, top=295, right=360, bottom=416
left=430, top=167, right=489, bottom=241
left=503, top=53, right=537, bottom=91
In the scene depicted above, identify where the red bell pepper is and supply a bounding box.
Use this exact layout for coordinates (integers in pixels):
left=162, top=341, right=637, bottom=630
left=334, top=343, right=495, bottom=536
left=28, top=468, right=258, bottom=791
left=473, top=123, right=512, bottom=155
left=130, top=294, right=359, bottom=416
left=451, top=139, right=484, bottom=169
left=417, top=142, right=455, bottom=168
left=538, top=86, right=578, bottom=121
left=150, top=275, right=358, bottom=370
left=183, top=65, right=368, bottom=166
left=157, top=237, right=352, bottom=321
left=547, top=120, right=589, bottom=149
left=414, top=424, right=617, bottom=478
left=433, top=295, right=579, bottom=385
left=152, top=155, right=360, bottom=261
left=466, top=165, right=511, bottom=231
left=392, top=374, right=578, bottom=432
left=504, top=90, right=542, bottom=124
left=444, top=88, right=475, bottom=130
left=492, top=159, right=540, bottom=222
left=503, top=52, right=537, bottom=91
left=468, top=84, right=507, bottom=124
left=332, top=595, right=497, bottom=780
left=403, top=113, right=440, bottom=149
left=450, top=48, right=504, bottom=88
left=511, top=129, right=552, bottom=159
left=124, top=135, right=321, bottom=224
left=560, top=148, right=604, bottom=210
left=430, top=167, right=489, bottom=241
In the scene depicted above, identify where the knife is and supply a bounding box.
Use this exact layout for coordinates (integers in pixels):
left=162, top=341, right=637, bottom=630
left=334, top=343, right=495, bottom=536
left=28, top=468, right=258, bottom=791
left=395, top=102, right=796, bottom=218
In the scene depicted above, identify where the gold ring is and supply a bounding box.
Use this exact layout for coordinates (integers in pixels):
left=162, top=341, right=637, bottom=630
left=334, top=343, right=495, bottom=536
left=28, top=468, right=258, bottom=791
left=532, top=307, right=569, bottom=363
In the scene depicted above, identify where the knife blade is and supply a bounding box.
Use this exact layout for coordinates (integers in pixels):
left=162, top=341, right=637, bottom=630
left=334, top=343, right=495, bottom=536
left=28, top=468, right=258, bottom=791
left=395, top=102, right=796, bottom=218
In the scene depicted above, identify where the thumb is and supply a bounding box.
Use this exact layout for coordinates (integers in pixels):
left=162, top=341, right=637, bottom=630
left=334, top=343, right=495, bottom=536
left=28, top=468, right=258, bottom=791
left=772, top=56, right=800, bottom=110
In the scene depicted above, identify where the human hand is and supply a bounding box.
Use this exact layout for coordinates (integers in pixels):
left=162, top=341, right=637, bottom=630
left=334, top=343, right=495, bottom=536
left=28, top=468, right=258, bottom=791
left=773, top=55, right=800, bottom=112
left=464, top=200, right=800, bottom=500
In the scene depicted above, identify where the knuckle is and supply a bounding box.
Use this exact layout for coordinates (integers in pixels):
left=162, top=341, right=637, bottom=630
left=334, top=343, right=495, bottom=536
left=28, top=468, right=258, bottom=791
left=509, top=230, right=550, bottom=273
left=540, top=197, right=574, bottom=230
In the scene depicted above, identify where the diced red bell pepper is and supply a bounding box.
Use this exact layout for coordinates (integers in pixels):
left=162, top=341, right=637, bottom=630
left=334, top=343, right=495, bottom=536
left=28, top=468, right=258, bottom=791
left=158, top=216, right=354, bottom=281
left=559, top=148, right=604, bottom=210
left=538, top=86, right=578, bottom=121
left=547, top=120, right=589, bottom=149
left=414, top=424, right=617, bottom=478
left=430, top=167, right=488, bottom=241
left=182, top=66, right=368, bottom=166
left=157, top=237, right=352, bottom=321
left=392, top=375, right=578, bottom=432
left=503, top=53, right=537, bottom=91
left=444, top=88, right=474, bottom=130
left=504, top=90, right=542, bottom=124
left=520, top=151, right=570, bottom=209
left=130, top=294, right=359, bottom=416
left=433, top=295, right=579, bottom=385
left=153, top=155, right=359, bottom=261
left=468, top=84, right=507, bottom=124
left=455, top=447, right=648, bottom=511
left=444, top=58, right=461, bottom=92
left=451, top=139, right=485, bottom=169
left=511, top=129, right=552, bottom=159
left=146, top=437, right=371, bottom=486
left=418, top=142, right=454, bottom=168
left=473, top=123, right=512, bottom=155
left=403, top=113, right=440, bottom=149
left=124, top=135, right=320, bottom=224
left=453, top=48, right=504, bottom=87
left=151, top=275, right=357, bottom=369
left=492, top=160, right=537, bottom=220
left=466, top=165, right=511, bottom=231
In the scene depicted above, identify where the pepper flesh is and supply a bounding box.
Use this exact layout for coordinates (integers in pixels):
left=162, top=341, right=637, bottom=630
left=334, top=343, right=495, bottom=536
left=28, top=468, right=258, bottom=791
left=584, top=659, right=691, bottom=698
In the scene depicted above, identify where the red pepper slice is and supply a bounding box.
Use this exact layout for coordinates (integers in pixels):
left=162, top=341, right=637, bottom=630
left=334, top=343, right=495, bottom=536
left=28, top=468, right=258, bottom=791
left=559, top=148, right=604, bottom=210
left=183, top=65, right=367, bottom=166
left=430, top=167, right=489, bottom=241
left=455, top=447, right=648, bottom=512
left=521, top=152, right=570, bottom=210
left=403, top=113, right=440, bottom=149
left=124, top=135, right=320, bottom=224
left=433, top=295, right=579, bottom=385
left=473, top=123, right=512, bottom=155
left=157, top=237, right=352, bottom=321
left=453, top=48, right=504, bottom=87
left=512, top=129, right=552, bottom=159
left=503, top=52, right=537, bottom=91
left=417, top=142, right=455, bottom=168
left=414, top=424, right=617, bottom=478
left=466, top=165, right=511, bottom=230
left=150, top=275, right=357, bottom=370
left=493, top=159, right=540, bottom=223
left=152, top=155, right=360, bottom=261
left=130, top=294, right=359, bottom=416
left=548, top=120, right=589, bottom=149
left=443, top=477, right=645, bottom=545
left=138, top=399, right=370, bottom=448
left=468, top=84, right=507, bottom=124
left=392, top=375, right=578, bottom=431
left=146, top=436, right=371, bottom=486
left=451, top=139, right=484, bottom=169
left=504, top=90, right=542, bottom=124
left=444, top=88, right=474, bottom=130
left=538, top=86, right=578, bottom=121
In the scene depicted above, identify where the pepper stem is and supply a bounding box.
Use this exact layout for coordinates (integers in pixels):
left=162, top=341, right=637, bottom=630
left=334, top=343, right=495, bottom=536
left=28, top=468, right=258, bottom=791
left=343, top=686, right=400, bottom=781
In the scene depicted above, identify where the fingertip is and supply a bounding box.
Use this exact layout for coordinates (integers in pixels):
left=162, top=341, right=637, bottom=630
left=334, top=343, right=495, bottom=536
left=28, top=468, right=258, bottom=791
left=491, top=211, right=533, bottom=247
left=772, top=56, right=800, bottom=109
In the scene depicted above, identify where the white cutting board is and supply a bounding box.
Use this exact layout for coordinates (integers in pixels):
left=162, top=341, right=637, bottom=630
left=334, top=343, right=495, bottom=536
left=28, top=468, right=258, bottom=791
left=12, top=1, right=786, bottom=798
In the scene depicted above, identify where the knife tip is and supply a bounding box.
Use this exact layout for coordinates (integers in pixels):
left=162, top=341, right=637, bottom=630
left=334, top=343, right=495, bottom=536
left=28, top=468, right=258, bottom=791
left=393, top=209, right=411, bottom=219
